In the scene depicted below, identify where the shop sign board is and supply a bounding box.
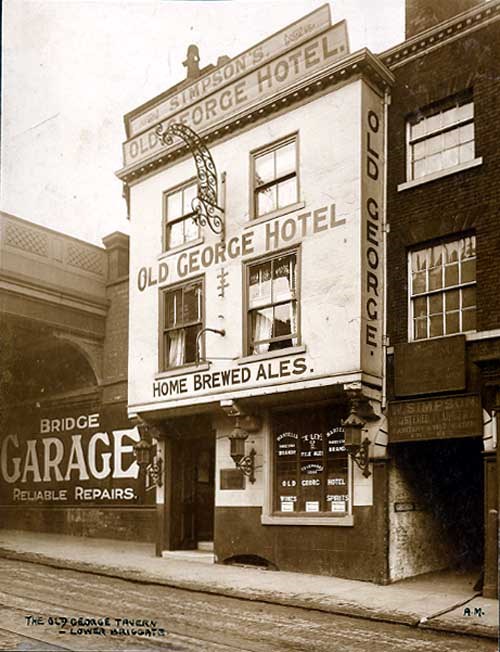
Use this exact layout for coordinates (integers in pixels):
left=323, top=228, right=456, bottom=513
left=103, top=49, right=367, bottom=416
left=389, top=394, right=482, bottom=443
left=128, top=4, right=332, bottom=137
left=0, top=408, right=152, bottom=506
left=360, top=83, right=385, bottom=378
left=394, top=335, right=466, bottom=397
left=122, top=20, right=349, bottom=167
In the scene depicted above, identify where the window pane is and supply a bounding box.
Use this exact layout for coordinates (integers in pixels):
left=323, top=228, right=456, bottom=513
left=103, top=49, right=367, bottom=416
left=273, top=254, right=296, bottom=301
left=444, top=240, right=459, bottom=264
left=412, top=249, right=428, bottom=272
left=414, top=159, right=427, bottom=179
left=273, top=302, right=293, bottom=338
left=256, top=186, right=277, bottom=216
left=459, top=141, right=474, bottom=163
left=167, top=190, right=183, bottom=220
left=445, top=263, right=459, bottom=287
left=183, top=183, right=197, bottom=212
left=461, top=236, right=476, bottom=259
left=441, top=147, right=459, bottom=169
left=462, top=308, right=476, bottom=332
left=425, top=133, right=443, bottom=156
left=184, top=324, right=201, bottom=364
left=458, top=102, right=473, bottom=121
left=277, top=177, right=297, bottom=209
left=462, top=286, right=476, bottom=309
left=446, top=312, right=459, bottom=334
left=430, top=314, right=443, bottom=337
left=445, top=289, right=459, bottom=311
left=414, top=318, right=427, bottom=340
left=442, top=105, right=458, bottom=128
left=429, top=294, right=443, bottom=314
left=255, top=151, right=275, bottom=186
left=412, top=271, right=426, bottom=295
left=167, top=329, right=185, bottom=367
left=461, top=259, right=476, bottom=283
left=184, top=217, right=199, bottom=242
left=250, top=307, right=273, bottom=353
left=444, top=129, right=459, bottom=149
left=413, top=141, right=425, bottom=161
left=276, top=142, right=296, bottom=177
left=183, top=284, right=200, bottom=323
left=165, top=290, right=181, bottom=328
left=168, top=221, right=184, bottom=248
left=426, top=152, right=443, bottom=174
left=429, top=266, right=443, bottom=291
left=413, top=296, right=427, bottom=318
left=459, top=123, right=474, bottom=144
left=249, top=261, right=272, bottom=307
left=426, top=112, right=442, bottom=134
left=411, top=119, right=425, bottom=140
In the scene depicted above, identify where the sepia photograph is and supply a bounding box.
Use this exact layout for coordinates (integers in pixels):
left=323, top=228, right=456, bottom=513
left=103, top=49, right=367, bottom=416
left=0, top=0, right=499, bottom=649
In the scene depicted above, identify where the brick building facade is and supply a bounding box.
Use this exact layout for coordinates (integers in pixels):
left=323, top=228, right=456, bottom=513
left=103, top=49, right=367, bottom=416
left=383, top=0, right=499, bottom=596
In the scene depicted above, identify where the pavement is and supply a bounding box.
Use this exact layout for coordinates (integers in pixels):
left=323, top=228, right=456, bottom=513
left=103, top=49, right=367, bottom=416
left=0, top=529, right=497, bottom=642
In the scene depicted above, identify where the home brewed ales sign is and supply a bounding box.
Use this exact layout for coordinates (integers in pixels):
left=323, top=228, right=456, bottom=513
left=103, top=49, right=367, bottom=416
left=0, top=407, right=150, bottom=506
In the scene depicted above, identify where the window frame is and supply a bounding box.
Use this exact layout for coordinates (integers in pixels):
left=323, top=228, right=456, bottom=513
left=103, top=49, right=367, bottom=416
left=405, top=90, right=475, bottom=183
left=250, top=133, right=300, bottom=220
left=407, top=234, right=477, bottom=342
left=243, top=247, right=301, bottom=358
left=162, top=177, right=201, bottom=252
left=267, top=403, right=353, bottom=521
left=159, top=276, right=205, bottom=372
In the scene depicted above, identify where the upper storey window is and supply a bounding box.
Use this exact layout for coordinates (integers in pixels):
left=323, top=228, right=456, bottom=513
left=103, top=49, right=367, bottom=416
left=252, top=136, right=298, bottom=218
left=410, top=235, right=476, bottom=341
left=407, top=91, right=474, bottom=181
left=164, top=180, right=200, bottom=250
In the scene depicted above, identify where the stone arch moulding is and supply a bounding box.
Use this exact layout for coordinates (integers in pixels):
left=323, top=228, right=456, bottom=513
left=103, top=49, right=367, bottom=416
left=52, top=331, right=104, bottom=387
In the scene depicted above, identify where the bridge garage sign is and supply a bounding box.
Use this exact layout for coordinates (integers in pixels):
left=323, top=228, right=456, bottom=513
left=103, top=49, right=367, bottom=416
left=0, top=407, right=150, bottom=506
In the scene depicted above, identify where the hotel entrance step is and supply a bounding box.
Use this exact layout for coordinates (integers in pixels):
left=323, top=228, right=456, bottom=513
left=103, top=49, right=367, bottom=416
left=197, top=541, right=214, bottom=552
left=161, top=547, right=214, bottom=564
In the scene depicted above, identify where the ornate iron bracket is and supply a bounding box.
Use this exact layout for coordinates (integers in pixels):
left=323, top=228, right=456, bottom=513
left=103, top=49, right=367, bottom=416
left=155, top=123, right=224, bottom=237
left=349, top=438, right=371, bottom=478
left=236, top=448, right=257, bottom=484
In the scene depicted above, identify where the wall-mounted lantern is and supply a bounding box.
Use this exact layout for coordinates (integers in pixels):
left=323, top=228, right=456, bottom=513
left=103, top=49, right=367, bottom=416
left=342, top=408, right=371, bottom=478
left=156, top=123, right=225, bottom=238
left=229, top=416, right=257, bottom=484
left=133, top=423, right=163, bottom=491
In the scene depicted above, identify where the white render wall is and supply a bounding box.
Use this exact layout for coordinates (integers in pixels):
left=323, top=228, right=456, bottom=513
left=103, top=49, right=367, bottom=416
left=128, top=79, right=372, bottom=413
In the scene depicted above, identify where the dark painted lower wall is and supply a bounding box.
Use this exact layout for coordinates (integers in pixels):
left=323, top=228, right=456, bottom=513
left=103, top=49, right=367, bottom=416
left=214, top=505, right=382, bottom=582
left=1, top=507, right=156, bottom=543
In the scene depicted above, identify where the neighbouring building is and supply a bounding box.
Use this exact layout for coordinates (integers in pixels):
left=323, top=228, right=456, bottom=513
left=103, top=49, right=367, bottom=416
left=382, top=0, right=499, bottom=596
left=0, top=212, right=155, bottom=542
left=117, top=5, right=395, bottom=581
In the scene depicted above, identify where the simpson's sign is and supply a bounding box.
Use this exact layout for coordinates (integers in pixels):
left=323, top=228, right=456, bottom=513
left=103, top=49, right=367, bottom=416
left=0, top=410, right=149, bottom=506
left=128, top=4, right=332, bottom=136
left=122, top=20, right=348, bottom=167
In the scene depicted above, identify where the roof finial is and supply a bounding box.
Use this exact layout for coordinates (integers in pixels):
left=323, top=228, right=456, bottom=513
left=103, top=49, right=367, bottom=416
left=183, top=44, right=201, bottom=80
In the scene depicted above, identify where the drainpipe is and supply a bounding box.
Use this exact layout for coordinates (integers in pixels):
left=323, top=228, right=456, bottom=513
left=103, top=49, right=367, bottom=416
left=381, top=88, right=390, bottom=411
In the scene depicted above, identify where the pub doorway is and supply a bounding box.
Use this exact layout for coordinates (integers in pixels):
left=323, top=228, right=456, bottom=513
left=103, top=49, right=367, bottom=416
left=168, top=427, right=216, bottom=551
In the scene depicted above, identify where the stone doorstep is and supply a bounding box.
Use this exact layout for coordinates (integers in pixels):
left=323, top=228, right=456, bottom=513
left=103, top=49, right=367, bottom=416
left=161, top=549, right=215, bottom=564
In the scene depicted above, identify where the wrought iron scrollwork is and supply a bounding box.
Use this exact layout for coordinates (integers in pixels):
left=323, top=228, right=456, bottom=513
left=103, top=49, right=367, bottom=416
left=156, top=123, right=224, bottom=236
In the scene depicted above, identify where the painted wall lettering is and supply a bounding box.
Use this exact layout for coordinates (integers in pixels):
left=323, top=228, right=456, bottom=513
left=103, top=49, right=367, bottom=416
left=152, top=357, right=308, bottom=399
left=137, top=202, right=344, bottom=291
